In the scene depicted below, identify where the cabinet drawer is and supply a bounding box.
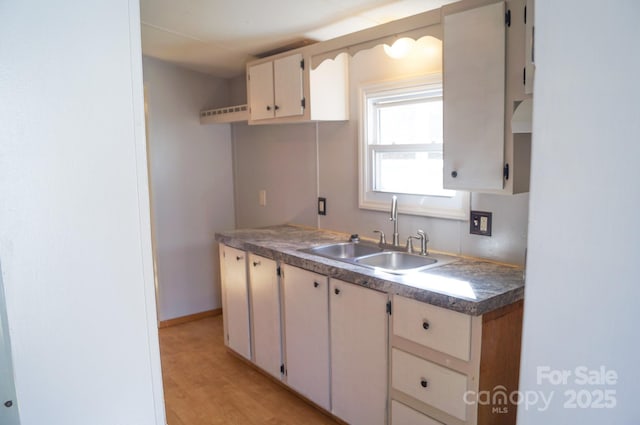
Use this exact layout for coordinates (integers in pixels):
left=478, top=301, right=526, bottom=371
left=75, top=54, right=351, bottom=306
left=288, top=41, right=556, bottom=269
left=392, top=348, right=468, bottom=421
left=391, top=400, right=443, bottom=425
left=393, top=295, right=471, bottom=361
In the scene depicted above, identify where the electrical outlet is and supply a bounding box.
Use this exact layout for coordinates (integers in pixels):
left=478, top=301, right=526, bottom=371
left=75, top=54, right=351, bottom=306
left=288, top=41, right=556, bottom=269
left=470, top=210, right=492, bottom=236
left=318, top=197, right=327, bottom=215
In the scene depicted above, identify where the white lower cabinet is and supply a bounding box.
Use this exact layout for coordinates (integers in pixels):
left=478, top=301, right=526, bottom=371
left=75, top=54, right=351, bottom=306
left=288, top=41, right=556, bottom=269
left=219, top=244, right=251, bottom=360
left=281, top=264, right=331, bottom=410
left=330, top=279, right=388, bottom=425
left=390, top=294, right=523, bottom=425
left=248, top=253, right=282, bottom=379
left=219, top=246, right=522, bottom=425
left=392, top=349, right=468, bottom=421
left=392, top=400, right=443, bottom=425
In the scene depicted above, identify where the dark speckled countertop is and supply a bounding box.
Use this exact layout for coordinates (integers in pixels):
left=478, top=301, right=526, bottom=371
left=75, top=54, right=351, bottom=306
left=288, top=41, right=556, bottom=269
left=215, top=224, right=524, bottom=316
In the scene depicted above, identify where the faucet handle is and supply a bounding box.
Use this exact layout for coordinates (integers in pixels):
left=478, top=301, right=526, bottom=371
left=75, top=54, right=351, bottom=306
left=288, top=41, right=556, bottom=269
left=373, top=230, right=386, bottom=245
left=406, top=236, right=418, bottom=254
left=416, top=229, right=429, bottom=256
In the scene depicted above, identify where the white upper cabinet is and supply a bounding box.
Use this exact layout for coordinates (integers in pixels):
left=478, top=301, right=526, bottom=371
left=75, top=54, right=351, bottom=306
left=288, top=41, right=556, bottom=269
left=247, top=60, right=276, bottom=121
left=443, top=1, right=506, bottom=192
left=443, top=0, right=532, bottom=194
left=248, top=53, right=304, bottom=121
left=247, top=51, right=348, bottom=124
left=273, top=54, right=305, bottom=118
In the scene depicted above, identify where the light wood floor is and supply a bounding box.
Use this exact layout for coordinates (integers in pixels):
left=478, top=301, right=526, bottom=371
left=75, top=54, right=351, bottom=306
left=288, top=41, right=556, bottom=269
left=159, top=315, right=341, bottom=425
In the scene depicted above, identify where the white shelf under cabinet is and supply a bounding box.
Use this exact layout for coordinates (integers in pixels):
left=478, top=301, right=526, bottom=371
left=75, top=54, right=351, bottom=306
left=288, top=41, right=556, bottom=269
left=200, top=104, right=249, bottom=124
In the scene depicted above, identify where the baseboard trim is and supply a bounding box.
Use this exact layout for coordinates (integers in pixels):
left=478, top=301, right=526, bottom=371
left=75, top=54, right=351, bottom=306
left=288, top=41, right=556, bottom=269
left=159, top=308, right=222, bottom=328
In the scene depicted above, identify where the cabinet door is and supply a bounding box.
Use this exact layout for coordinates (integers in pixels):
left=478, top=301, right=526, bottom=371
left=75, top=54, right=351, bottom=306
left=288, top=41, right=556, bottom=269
left=219, top=245, right=251, bottom=360
left=248, top=253, right=282, bottom=379
left=248, top=61, right=275, bottom=120
left=391, top=400, right=443, bottom=425
left=282, top=264, right=330, bottom=410
left=273, top=53, right=304, bottom=118
left=330, top=279, right=388, bottom=425
left=443, top=2, right=506, bottom=191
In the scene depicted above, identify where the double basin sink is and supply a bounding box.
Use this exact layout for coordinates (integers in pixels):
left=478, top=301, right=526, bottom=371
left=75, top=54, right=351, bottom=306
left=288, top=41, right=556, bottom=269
left=300, top=241, right=455, bottom=275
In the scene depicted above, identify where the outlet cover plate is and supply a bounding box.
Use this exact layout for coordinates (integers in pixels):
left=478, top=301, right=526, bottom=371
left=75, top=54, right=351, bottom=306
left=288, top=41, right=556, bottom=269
left=470, top=210, right=492, bottom=236
left=318, top=197, right=327, bottom=216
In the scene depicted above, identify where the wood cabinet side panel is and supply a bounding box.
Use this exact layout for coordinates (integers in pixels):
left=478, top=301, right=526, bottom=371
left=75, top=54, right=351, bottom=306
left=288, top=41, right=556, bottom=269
left=477, top=300, right=524, bottom=425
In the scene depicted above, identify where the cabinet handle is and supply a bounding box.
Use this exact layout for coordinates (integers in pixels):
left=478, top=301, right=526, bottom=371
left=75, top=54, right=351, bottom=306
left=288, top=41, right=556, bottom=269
left=253, top=261, right=261, bottom=267
left=420, top=378, right=429, bottom=388
left=451, top=170, right=458, bottom=178
left=313, top=281, right=320, bottom=288
left=334, top=288, right=341, bottom=295
left=422, top=321, right=430, bottom=330
left=235, top=256, right=244, bottom=261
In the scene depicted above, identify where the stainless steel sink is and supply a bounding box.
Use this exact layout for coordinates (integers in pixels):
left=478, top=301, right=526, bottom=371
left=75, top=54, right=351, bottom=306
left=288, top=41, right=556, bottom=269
left=300, top=241, right=457, bottom=275
left=355, top=251, right=438, bottom=274
left=301, top=242, right=383, bottom=259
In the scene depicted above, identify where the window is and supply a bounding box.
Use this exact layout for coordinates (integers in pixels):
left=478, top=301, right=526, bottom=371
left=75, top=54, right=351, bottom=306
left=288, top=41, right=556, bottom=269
left=359, top=75, right=469, bottom=219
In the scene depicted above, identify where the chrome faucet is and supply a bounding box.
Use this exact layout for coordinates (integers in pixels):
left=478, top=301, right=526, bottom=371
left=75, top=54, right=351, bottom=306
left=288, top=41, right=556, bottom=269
left=416, top=229, right=429, bottom=256
left=390, top=195, right=399, bottom=246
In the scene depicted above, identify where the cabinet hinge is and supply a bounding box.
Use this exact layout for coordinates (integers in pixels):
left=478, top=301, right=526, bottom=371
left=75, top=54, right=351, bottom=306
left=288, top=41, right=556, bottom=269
left=301, top=97, right=306, bottom=109
left=504, top=163, right=510, bottom=180
left=505, top=9, right=511, bottom=27
left=277, top=266, right=281, bottom=277
left=386, top=300, right=392, bottom=315
left=280, top=363, right=287, bottom=376
left=300, top=59, right=305, bottom=70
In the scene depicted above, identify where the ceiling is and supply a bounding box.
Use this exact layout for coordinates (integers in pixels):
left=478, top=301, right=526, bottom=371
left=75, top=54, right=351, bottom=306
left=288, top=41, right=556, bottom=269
left=140, top=0, right=456, bottom=79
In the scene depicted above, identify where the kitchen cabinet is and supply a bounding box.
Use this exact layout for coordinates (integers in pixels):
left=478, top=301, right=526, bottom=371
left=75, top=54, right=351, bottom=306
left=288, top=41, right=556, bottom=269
left=246, top=51, right=348, bottom=124
left=248, top=53, right=304, bottom=121
left=392, top=400, right=444, bottom=425
left=390, top=295, right=523, bottom=425
left=281, top=264, right=330, bottom=410
left=443, top=0, right=531, bottom=194
left=443, top=1, right=506, bottom=192
left=248, top=253, right=282, bottom=379
left=330, top=278, right=388, bottom=425
left=219, top=244, right=251, bottom=360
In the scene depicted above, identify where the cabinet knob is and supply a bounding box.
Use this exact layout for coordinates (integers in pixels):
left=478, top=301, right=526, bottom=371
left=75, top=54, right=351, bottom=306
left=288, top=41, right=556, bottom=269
left=235, top=256, right=244, bottom=261
left=252, top=261, right=261, bottom=267
left=420, top=379, right=429, bottom=388
left=266, top=105, right=271, bottom=111
left=451, top=170, right=458, bottom=178
left=274, top=105, right=280, bottom=110
left=422, top=321, right=430, bottom=330
left=334, top=288, right=341, bottom=295
left=313, top=281, right=320, bottom=288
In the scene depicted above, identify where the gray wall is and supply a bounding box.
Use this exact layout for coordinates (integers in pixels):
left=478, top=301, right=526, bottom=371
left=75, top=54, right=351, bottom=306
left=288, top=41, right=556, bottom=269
left=518, top=1, right=640, bottom=423
left=143, top=57, right=235, bottom=321
left=232, top=44, right=529, bottom=265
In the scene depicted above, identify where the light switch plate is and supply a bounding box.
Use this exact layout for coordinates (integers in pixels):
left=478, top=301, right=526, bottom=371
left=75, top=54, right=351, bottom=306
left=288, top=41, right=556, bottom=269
left=470, top=210, right=492, bottom=236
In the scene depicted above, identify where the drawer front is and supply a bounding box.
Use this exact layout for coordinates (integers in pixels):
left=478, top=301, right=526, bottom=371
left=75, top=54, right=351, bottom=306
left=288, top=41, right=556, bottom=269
left=391, top=400, right=443, bottom=425
left=392, top=348, right=468, bottom=421
left=393, top=295, right=471, bottom=361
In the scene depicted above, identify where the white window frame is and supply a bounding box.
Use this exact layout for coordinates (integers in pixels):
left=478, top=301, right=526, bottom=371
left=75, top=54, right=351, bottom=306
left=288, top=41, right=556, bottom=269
left=358, top=74, right=469, bottom=220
